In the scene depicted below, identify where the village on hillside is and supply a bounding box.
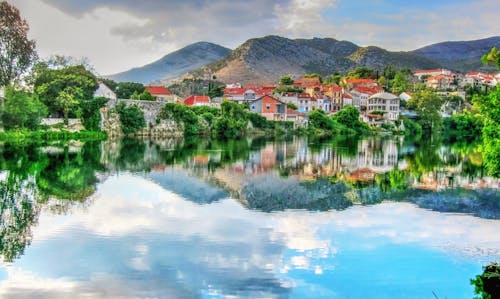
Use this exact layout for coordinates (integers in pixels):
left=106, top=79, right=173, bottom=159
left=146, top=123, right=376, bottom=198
left=95, top=68, right=500, bottom=127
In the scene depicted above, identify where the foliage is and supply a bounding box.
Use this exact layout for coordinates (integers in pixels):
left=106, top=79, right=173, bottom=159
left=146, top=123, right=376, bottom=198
left=481, top=47, right=500, bottom=69
left=279, top=75, right=294, bottom=85
left=208, top=83, right=224, bottom=98
left=1, top=86, right=47, bottom=130
left=80, top=96, right=108, bottom=131
left=470, top=262, right=500, bottom=299
left=407, top=89, right=443, bottom=133
left=115, top=102, right=146, bottom=135
left=402, top=118, right=422, bottom=138
left=115, top=82, right=145, bottom=99
left=274, top=86, right=303, bottom=94
left=474, top=85, right=500, bottom=177
left=34, top=64, right=97, bottom=117
left=139, top=90, right=155, bottom=101
left=287, top=102, right=298, bottom=110
left=443, top=112, right=483, bottom=142
left=167, top=78, right=224, bottom=98
left=323, top=73, right=342, bottom=85
left=214, top=101, right=248, bottom=138
left=333, top=105, right=369, bottom=134
left=391, top=72, right=410, bottom=95
left=0, top=2, right=37, bottom=86
left=347, top=67, right=377, bottom=79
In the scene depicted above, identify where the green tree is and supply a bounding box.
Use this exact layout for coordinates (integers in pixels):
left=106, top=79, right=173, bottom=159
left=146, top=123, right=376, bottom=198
left=287, top=102, right=298, bottom=110
left=481, top=47, right=500, bottom=69
left=1, top=86, right=47, bottom=129
left=0, top=2, right=37, bottom=86
left=56, top=86, right=83, bottom=123
left=115, top=82, right=145, bottom=99
left=474, top=85, right=500, bottom=177
left=347, top=67, right=376, bottom=79
left=34, top=64, right=97, bottom=117
left=383, top=65, right=397, bottom=80
left=324, top=73, right=342, bottom=86
left=208, top=84, right=224, bottom=98
left=115, top=103, right=146, bottom=135
left=391, top=72, right=410, bottom=95
left=279, top=75, right=294, bottom=85
left=378, top=76, right=388, bottom=89
left=333, top=105, right=368, bottom=134
left=80, top=96, right=108, bottom=131
left=408, top=90, right=443, bottom=133
left=139, top=90, right=155, bottom=101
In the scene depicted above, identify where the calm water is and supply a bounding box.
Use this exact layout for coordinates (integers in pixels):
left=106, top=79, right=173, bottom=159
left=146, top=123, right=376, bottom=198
left=0, top=136, right=499, bottom=298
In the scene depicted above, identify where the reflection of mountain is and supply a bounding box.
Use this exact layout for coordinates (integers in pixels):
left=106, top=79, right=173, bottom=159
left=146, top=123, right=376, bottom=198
left=147, top=169, right=228, bottom=204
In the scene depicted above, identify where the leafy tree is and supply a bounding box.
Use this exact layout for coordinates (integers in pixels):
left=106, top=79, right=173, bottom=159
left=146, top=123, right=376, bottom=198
left=324, top=73, right=342, bottom=86
left=115, top=82, right=145, bottom=99
left=80, top=96, right=108, bottom=131
left=208, top=84, right=224, bottom=98
left=287, top=102, right=298, bottom=110
left=333, top=105, right=368, bottom=134
left=115, top=103, right=146, bottom=135
left=391, top=72, right=410, bottom=95
left=383, top=65, right=397, bottom=80
left=481, top=47, right=500, bottom=69
left=408, top=90, right=443, bottom=133
left=474, top=85, right=500, bottom=177
left=0, top=2, right=37, bottom=86
left=378, top=76, right=388, bottom=89
left=139, top=90, right=155, bottom=101
left=442, top=112, right=483, bottom=142
left=279, top=75, right=294, bottom=85
left=1, top=86, right=47, bottom=129
left=34, top=64, right=97, bottom=117
left=347, top=67, right=376, bottom=79
left=308, top=109, right=334, bottom=130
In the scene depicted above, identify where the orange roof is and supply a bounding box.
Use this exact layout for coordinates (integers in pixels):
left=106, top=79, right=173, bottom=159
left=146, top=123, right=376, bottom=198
left=286, top=108, right=305, bottom=116
left=353, top=86, right=384, bottom=95
left=346, top=78, right=376, bottom=84
left=184, top=95, right=211, bottom=106
left=145, top=86, right=172, bottom=95
left=413, top=69, right=443, bottom=74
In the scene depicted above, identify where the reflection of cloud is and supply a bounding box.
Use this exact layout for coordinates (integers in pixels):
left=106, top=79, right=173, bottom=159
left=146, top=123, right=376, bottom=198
left=1, top=174, right=499, bottom=297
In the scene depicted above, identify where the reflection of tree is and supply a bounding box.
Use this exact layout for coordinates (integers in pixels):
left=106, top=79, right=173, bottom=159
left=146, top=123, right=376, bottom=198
left=0, top=178, right=40, bottom=262
left=470, top=262, right=500, bottom=299
left=376, top=168, right=410, bottom=193
left=37, top=143, right=103, bottom=202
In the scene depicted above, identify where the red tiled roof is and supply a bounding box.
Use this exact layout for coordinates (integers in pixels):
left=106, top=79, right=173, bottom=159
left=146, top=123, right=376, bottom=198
left=184, top=95, right=211, bottom=106
left=353, top=86, right=384, bottom=95
left=145, top=86, right=172, bottom=95
left=413, top=69, right=443, bottom=74
left=346, top=78, right=376, bottom=84
left=286, top=108, right=305, bottom=116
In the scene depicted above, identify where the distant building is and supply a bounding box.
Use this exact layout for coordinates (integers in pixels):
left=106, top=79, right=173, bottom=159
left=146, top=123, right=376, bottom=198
left=413, top=69, right=452, bottom=80
left=249, top=95, right=286, bottom=121
left=145, top=86, right=177, bottom=103
left=184, top=95, right=211, bottom=106
left=399, top=91, right=412, bottom=102
left=94, top=82, right=117, bottom=108
left=366, top=92, right=400, bottom=123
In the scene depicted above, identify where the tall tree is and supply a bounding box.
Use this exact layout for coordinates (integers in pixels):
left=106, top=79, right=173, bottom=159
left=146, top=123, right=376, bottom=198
left=408, top=90, right=443, bottom=133
left=391, top=72, right=410, bottom=95
left=481, top=47, right=500, bottom=69
left=0, top=1, right=37, bottom=86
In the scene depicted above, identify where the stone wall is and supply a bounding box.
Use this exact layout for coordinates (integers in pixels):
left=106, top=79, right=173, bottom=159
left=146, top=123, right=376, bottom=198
left=100, top=99, right=184, bottom=138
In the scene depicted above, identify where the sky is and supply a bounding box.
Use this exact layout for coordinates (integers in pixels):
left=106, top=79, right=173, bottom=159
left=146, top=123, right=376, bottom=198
left=8, top=0, right=500, bottom=75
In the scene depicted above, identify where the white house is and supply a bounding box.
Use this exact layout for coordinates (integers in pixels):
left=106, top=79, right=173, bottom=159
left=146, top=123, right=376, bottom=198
left=367, top=92, right=400, bottom=122
left=399, top=92, right=412, bottom=102
left=94, top=82, right=117, bottom=101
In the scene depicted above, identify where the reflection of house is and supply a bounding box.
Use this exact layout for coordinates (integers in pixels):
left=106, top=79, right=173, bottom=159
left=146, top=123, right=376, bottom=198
left=145, top=86, right=177, bottom=103
left=250, top=95, right=286, bottom=121
left=184, top=95, right=211, bottom=106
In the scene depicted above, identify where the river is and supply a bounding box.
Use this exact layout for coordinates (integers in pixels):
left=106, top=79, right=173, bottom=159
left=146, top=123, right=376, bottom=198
left=0, top=135, right=498, bottom=298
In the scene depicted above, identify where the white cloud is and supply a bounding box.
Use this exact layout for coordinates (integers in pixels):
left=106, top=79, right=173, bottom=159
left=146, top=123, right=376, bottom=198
left=275, top=0, right=337, bottom=36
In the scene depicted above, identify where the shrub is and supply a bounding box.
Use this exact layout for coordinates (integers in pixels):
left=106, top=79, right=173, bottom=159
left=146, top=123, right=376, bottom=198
left=115, top=103, right=146, bottom=135
left=1, top=86, right=48, bottom=130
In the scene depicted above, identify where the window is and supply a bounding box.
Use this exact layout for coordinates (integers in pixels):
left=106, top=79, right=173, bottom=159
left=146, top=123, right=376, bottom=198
left=266, top=103, right=271, bottom=110
left=251, top=105, right=255, bottom=110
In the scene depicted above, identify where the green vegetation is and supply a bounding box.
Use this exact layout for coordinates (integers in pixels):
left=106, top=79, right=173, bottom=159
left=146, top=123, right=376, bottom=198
left=167, top=78, right=225, bottom=98
left=114, top=103, right=146, bottom=135
left=115, top=82, right=145, bottom=99
left=307, top=106, right=368, bottom=137
left=1, top=86, right=47, bottom=130
left=131, top=89, right=155, bottom=101
left=481, top=47, right=500, bottom=69
left=408, top=89, right=444, bottom=133
left=279, top=75, right=294, bottom=85
left=443, top=112, right=483, bottom=143
left=402, top=118, right=423, bottom=138
left=0, top=2, right=37, bottom=87
left=347, top=67, right=377, bottom=79
left=470, top=262, right=500, bottom=299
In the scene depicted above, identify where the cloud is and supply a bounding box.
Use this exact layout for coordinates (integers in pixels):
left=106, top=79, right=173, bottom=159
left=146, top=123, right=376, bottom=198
left=275, top=0, right=337, bottom=36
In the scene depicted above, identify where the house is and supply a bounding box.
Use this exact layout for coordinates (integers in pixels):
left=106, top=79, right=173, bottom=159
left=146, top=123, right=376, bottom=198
left=350, top=86, right=383, bottom=111
left=345, top=78, right=378, bottom=89
left=323, top=86, right=343, bottom=111
left=463, top=72, right=498, bottom=86
left=285, top=108, right=306, bottom=127
left=413, top=69, right=452, bottom=80
left=366, top=92, right=400, bottom=123
left=94, top=81, right=117, bottom=100
left=184, top=95, right=211, bottom=106
left=224, top=85, right=275, bottom=104
left=145, top=85, right=177, bottom=103
left=342, top=92, right=353, bottom=107
left=426, top=74, right=454, bottom=89
left=317, top=96, right=332, bottom=113
left=249, top=95, right=286, bottom=121
left=399, top=91, right=412, bottom=102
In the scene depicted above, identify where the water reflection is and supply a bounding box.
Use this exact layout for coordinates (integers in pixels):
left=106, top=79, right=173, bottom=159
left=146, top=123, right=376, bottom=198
left=0, top=136, right=499, bottom=297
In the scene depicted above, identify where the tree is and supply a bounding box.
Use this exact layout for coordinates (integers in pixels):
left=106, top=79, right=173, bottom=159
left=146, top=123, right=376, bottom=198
left=481, top=47, right=500, bottom=69
left=208, top=84, right=224, bottom=98
left=1, top=86, right=47, bottom=129
left=391, top=72, right=410, bottom=95
left=115, top=82, right=145, bottom=99
left=279, top=75, right=294, bottom=85
left=80, top=96, right=108, bottom=131
left=286, top=102, right=298, bottom=110
left=56, top=86, right=83, bottom=123
left=115, top=103, right=146, bottom=135
left=383, top=65, right=397, bottom=80
left=139, top=90, right=155, bottom=101
left=378, top=76, right=388, bottom=89
left=0, top=2, right=37, bottom=86
left=333, top=105, right=368, bottom=134
left=34, top=64, right=97, bottom=117
left=408, top=90, right=443, bottom=133
left=347, top=67, right=376, bottom=79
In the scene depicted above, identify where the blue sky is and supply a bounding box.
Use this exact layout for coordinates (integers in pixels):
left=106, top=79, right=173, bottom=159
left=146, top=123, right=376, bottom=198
left=9, top=0, right=500, bottom=74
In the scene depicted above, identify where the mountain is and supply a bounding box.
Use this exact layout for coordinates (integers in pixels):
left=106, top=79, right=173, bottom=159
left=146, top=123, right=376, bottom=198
left=411, top=36, right=500, bottom=72
left=186, top=36, right=441, bottom=84
left=107, top=42, right=231, bottom=84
